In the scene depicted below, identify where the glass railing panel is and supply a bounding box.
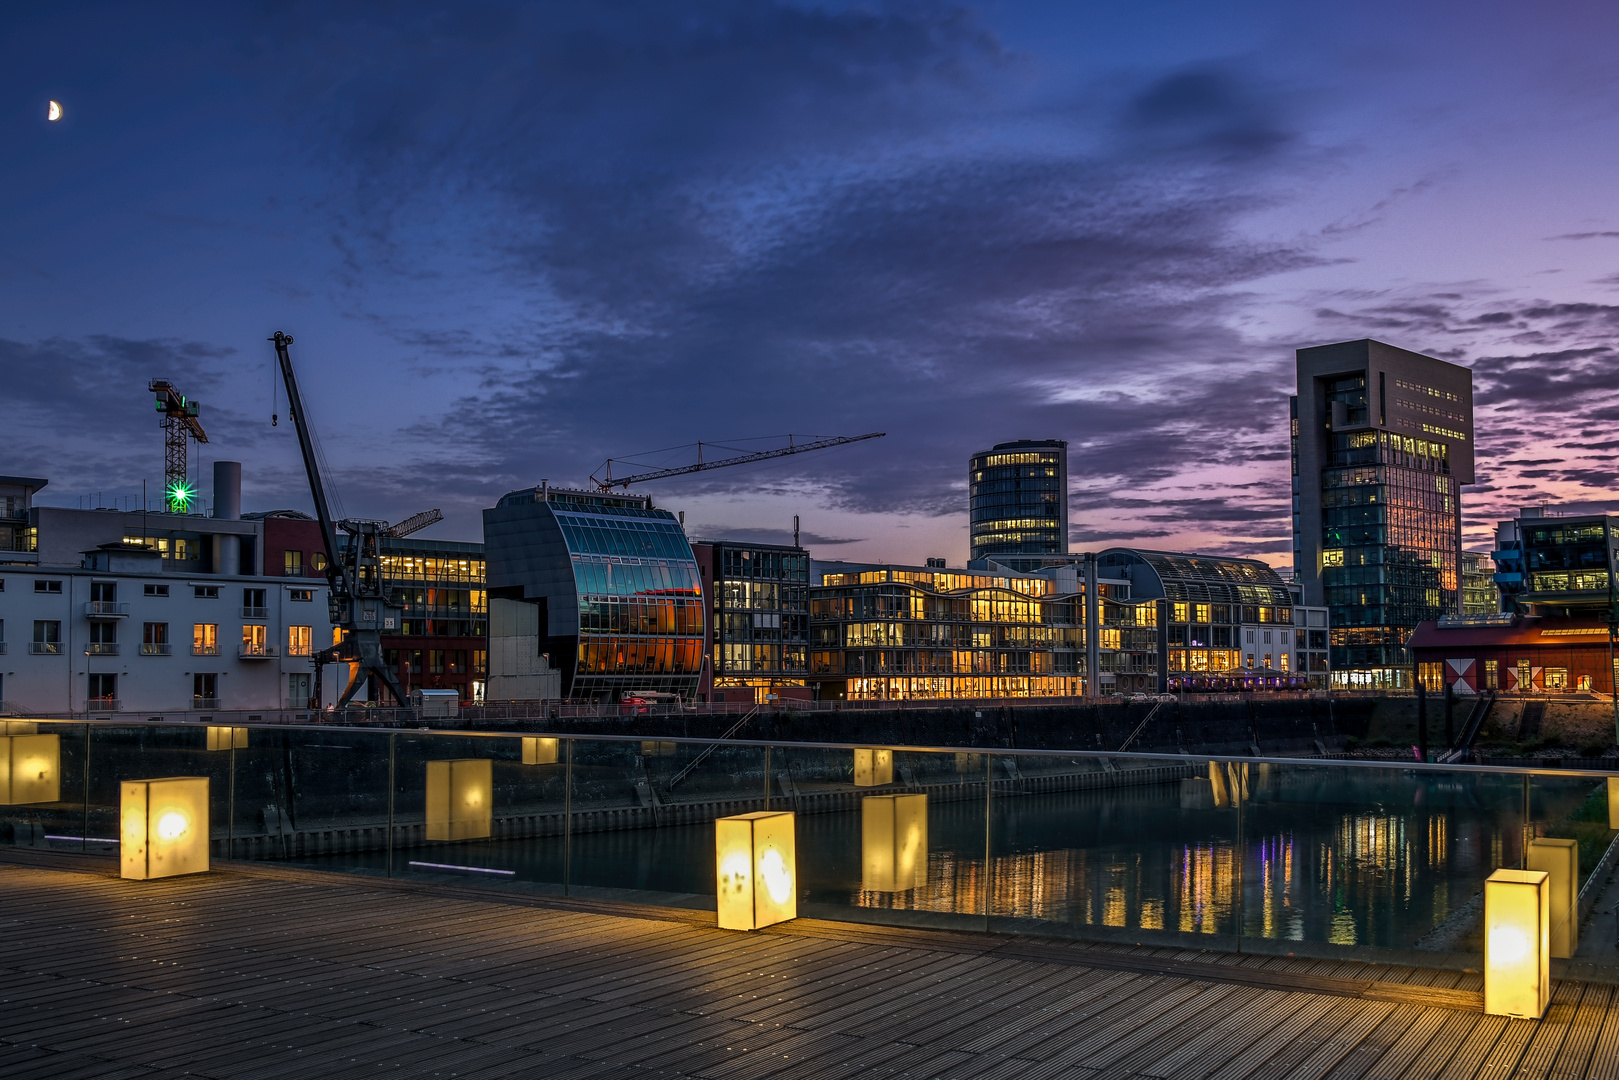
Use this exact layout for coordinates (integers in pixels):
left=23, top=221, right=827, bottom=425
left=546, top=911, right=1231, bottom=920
left=1530, top=770, right=1619, bottom=982
left=380, top=731, right=566, bottom=890
left=564, top=738, right=767, bottom=905
left=233, top=727, right=393, bottom=864
left=792, top=745, right=989, bottom=932
left=77, top=721, right=236, bottom=857
left=0, top=720, right=90, bottom=852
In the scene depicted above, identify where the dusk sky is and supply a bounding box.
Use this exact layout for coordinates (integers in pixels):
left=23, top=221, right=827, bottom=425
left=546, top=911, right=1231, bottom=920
left=8, top=1, right=1619, bottom=568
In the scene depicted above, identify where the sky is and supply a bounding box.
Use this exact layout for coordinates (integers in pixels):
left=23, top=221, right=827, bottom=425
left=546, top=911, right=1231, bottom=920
left=7, top=1, right=1619, bottom=568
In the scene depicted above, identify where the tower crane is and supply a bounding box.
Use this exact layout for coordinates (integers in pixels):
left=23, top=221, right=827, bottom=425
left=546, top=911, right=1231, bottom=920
left=269, top=331, right=441, bottom=710
left=589, top=432, right=885, bottom=492
left=149, top=380, right=208, bottom=512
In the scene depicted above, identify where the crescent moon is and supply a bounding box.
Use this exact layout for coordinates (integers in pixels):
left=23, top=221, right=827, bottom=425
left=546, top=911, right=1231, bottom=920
left=47, top=100, right=62, bottom=121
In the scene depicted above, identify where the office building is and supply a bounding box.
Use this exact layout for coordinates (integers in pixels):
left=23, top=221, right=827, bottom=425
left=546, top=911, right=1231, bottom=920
left=1098, top=549, right=1329, bottom=691
left=483, top=485, right=704, bottom=701
left=1491, top=508, right=1619, bottom=617
left=968, top=440, right=1068, bottom=563
left=1410, top=615, right=1614, bottom=695
left=0, top=467, right=335, bottom=714
left=1292, top=339, right=1474, bottom=686
left=1460, top=551, right=1497, bottom=615
left=691, top=540, right=811, bottom=704
left=806, top=560, right=1144, bottom=699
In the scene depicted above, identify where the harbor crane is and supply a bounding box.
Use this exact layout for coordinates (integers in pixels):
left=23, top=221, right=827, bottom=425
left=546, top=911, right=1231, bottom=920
left=270, top=331, right=441, bottom=709
left=589, top=432, right=885, bottom=492
left=149, top=379, right=208, bottom=512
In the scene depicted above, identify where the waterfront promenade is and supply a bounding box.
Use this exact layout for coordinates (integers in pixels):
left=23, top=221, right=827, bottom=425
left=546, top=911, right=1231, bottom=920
left=2, top=851, right=1617, bottom=1080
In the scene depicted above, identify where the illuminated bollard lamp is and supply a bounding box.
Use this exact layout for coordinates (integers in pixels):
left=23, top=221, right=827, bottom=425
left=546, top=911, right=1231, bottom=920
left=1483, top=868, right=1550, bottom=1019
left=121, top=777, right=210, bottom=880
left=1, top=733, right=60, bottom=804
left=853, top=748, right=893, bottom=787
left=1609, top=777, right=1619, bottom=829
left=715, top=810, right=796, bottom=930
left=521, top=737, right=559, bottom=765
left=426, top=760, right=493, bottom=841
left=206, top=726, right=248, bottom=751
left=862, top=793, right=927, bottom=892
left=1527, top=837, right=1579, bottom=958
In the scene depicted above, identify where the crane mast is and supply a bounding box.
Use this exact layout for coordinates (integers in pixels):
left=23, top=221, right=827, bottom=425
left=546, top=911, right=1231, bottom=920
left=270, top=331, right=410, bottom=710
left=149, top=380, right=208, bottom=512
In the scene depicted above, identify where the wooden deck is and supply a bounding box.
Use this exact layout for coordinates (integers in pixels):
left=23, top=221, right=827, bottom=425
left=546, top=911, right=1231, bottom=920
left=2, top=851, right=1617, bottom=1080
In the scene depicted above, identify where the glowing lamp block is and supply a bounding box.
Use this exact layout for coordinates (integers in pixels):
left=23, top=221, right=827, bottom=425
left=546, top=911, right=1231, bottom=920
left=954, top=752, right=982, bottom=774
left=1527, top=838, right=1579, bottom=958
left=206, top=726, right=248, bottom=751
left=641, top=741, right=676, bottom=757
left=862, top=794, right=928, bottom=892
left=1, top=734, right=60, bottom=805
left=1483, top=868, right=1550, bottom=1019
left=1609, top=777, right=1619, bottom=829
left=715, top=810, right=796, bottom=930
left=425, top=759, right=492, bottom=841
left=853, top=748, right=893, bottom=787
left=121, top=777, right=210, bottom=880
left=521, top=737, right=559, bottom=765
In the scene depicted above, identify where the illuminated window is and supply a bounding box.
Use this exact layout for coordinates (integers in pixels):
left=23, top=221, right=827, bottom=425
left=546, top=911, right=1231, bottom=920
left=287, top=625, right=312, bottom=656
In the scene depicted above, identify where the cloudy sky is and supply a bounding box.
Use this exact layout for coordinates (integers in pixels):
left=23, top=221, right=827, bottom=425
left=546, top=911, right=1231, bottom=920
left=7, top=1, right=1619, bottom=567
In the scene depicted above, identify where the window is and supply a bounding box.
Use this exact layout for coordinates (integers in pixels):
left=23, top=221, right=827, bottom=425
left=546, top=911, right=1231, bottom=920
left=35, top=579, right=62, bottom=593
left=243, top=588, right=267, bottom=618
left=1245, top=629, right=1255, bottom=643
left=242, top=624, right=269, bottom=655
left=1418, top=661, right=1444, bottom=691
left=312, top=552, right=328, bottom=572
left=88, top=673, right=117, bottom=704
left=1483, top=659, right=1499, bottom=690
left=1545, top=667, right=1568, bottom=690
left=429, top=649, right=446, bottom=674
left=193, top=623, right=219, bottom=655
left=144, top=583, right=169, bottom=597
left=194, top=585, right=219, bottom=599
left=88, top=621, right=117, bottom=651
left=194, top=672, right=217, bottom=706
left=289, top=672, right=312, bottom=707
left=290, top=589, right=313, bottom=602
left=287, top=625, right=312, bottom=656
left=284, top=550, right=303, bottom=576
left=31, top=620, right=61, bottom=654
left=142, top=622, right=169, bottom=655
left=1262, top=631, right=1273, bottom=645
left=90, top=581, right=116, bottom=603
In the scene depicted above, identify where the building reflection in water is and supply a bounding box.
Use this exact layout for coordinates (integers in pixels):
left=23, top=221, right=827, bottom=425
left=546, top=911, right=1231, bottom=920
left=843, top=769, right=1582, bottom=951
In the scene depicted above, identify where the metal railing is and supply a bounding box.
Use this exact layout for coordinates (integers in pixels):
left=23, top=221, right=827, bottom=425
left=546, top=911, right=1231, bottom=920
left=84, top=643, right=119, bottom=656
left=84, top=602, right=130, bottom=617
left=139, top=643, right=173, bottom=656
left=242, top=606, right=268, bottom=619
left=238, top=643, right=278, bottom=659
left=193, top=645, right=220, bottom=656
left=28, top=642, right=61, bottom=655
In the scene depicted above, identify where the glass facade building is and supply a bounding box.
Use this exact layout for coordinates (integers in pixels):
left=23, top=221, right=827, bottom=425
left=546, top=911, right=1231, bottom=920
left=1460, top=550, right=1497, bottom=615
left=484, top=487, right=704, bottom=701
left=807, top=561, right=1149, bottom=700
left=692, top=541, right=810, bottom=702
left=969, top=440, right=1068, bottom=562
left=1293, top=340, right=1474, bottom=686
left=1492, top=511, right=1619, bottom=618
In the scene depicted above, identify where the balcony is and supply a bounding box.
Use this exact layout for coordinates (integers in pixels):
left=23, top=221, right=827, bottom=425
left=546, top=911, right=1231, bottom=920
left=84, top=643, right=120, bottom=656
left=192, top=697, right=219, bottom=710
left=0, top=642, right=6, bottom=654
left=29, top=642, right=62, bottom=655
left=242, top=606, right=268, bottom=619
left=86, top=698, right=120, bottom=712
left=140, top=643, right=173, bottom=656
left=193, top=644, right=220, bottom=656
left=238, top=643, right=279, bottom=660
left=85, top=602, right=130, bottom=617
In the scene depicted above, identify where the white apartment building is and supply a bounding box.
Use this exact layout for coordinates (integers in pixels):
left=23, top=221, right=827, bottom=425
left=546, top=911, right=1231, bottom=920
left=0, top=469, right=336, bottom=715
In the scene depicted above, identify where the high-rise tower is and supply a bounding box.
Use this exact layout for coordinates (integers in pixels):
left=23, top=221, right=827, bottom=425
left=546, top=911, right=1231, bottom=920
left=1292, top=339, right=1474, bottom=686
left=968, top=439, right=1068, bottom=563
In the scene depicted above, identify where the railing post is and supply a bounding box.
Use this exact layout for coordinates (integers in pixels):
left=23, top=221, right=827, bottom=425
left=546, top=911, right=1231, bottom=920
left=564, top=737, right=573, bottom=897
left=386, top=731, right=396, bottom=878
left=81, top=723, right=91, bottom=854
left=983, top=752, right=994, bottom=932
left=763, top=745, right=771, bottom=811
left=228, top=737, right=236, bottom=859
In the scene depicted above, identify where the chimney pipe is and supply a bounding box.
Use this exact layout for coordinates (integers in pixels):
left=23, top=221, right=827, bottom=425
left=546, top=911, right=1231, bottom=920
left=213, top=461, right=242, bottom=521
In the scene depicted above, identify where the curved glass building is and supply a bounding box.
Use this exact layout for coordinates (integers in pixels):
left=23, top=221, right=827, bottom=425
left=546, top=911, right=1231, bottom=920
left=484, top=486, right=704, bottom=701
left=969, top=440, right=1068, bottom=562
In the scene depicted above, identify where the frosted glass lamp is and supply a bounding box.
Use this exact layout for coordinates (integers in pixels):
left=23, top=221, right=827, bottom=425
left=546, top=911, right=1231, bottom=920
left=716, top=810, right=796, bottom=930
left=206, top=726, right=248, bottom=751
left=1526, top=838, right=1578, bottom=959
left=521, top=737, right=559, bottom=765
left=426, top=759, right=493, bottom=841
left=1483, top=868, right=1550, bottom=1019
left=853, top=748, right=893, bottom=787
left=121, top=777, right=210, bottom=880
left=862, top=793, right=927, bottom=892
left=1, top=734, right=60, bottom=805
